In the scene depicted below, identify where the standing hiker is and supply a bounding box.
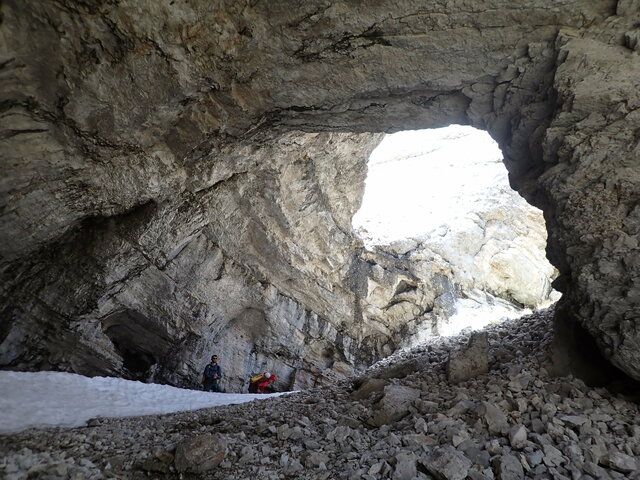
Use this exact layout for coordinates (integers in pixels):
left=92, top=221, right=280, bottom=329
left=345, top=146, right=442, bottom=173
left=202, top=355, right=222, bottom=392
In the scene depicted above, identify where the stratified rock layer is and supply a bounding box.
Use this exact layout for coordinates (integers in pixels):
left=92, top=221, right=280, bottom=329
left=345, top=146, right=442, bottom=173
left=1, top=1, right=639, bottom=380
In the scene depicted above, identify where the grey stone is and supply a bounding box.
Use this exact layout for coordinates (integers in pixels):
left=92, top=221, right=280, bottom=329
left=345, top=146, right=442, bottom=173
left=492, top=454, right=524, bottom=480
left=560, top=415, right=589, bottom=427
left=508, top=425, right=528, bottom=450
left=393, top=452, right=418, bottom=480
left=371, top=385, right=421, bottom=426
left=351, top=378, right=388, bottom=401
left=422, top=445, right=472, bottom=480
left=526, top=450, right=543, bottom=467
left=601, top=452, right=637, bottom=473
left=174, top=434, right=226, bottom=474
left=481, top=402, right=509, bottom=435
left=542, top=444, right=564, bottom=468
left=447, top=333, right=489, bottom=383
left=304, top=452, right=330, bottom=469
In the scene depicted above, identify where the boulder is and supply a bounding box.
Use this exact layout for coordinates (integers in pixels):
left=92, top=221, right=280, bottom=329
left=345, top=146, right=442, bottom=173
left=370, top=385, right=421, bottom=426
left=174, top=434, right=226, bottom=474
left=447, top=333, right=489, bottom=383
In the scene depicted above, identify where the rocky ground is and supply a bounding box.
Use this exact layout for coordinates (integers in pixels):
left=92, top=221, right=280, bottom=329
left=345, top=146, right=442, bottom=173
left=1, top=309, right=639, bottom=479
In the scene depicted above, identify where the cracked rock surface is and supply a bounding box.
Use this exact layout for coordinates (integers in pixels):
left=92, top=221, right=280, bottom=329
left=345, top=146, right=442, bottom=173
left=1, top=309, right=639, bottom=479
left=1, top=0, right=639, bottom=381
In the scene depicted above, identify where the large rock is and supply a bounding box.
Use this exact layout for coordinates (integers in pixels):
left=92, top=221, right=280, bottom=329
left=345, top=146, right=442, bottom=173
left=174, top=434, right=226, bottom=474
left=370, top=384, right=421, bottom=426
left=421, top=445, right=472, bottom=480
left=447, top=332, right=489, bottom=383
left=0, top=1, right=638, bottom=381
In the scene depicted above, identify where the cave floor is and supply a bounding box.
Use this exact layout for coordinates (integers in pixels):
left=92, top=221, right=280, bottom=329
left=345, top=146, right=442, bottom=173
left=1, top=310, right=639, bottom=480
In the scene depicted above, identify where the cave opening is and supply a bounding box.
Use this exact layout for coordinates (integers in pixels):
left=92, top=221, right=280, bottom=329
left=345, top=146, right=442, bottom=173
left=353, top=125, right=560, bottom=348
left=101, top=310, right=172, bottom=381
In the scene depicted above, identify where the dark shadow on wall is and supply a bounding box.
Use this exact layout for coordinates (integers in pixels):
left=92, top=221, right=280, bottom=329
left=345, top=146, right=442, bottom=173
left=548, top=304, right=640, bottom=402
left=102, top=309, right=172, bottom=381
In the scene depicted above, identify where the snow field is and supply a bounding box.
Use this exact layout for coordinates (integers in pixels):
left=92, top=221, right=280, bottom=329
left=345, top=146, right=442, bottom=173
left=0, top=371, right=286, bottom=434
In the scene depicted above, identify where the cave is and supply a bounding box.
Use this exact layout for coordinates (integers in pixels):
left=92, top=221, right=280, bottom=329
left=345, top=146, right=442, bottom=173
left=101, top=309, right=171, bottom=381
left=0, top=0, right=638, bottom=402
left=1, top=1, right=640, bottom=476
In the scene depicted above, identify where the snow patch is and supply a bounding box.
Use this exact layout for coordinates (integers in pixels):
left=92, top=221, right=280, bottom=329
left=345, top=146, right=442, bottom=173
left=0, top=371, right=288, bottom=434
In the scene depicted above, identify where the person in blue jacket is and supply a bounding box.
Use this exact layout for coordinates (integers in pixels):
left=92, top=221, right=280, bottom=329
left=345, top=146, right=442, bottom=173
left=202, top=354, right=222, bottom=392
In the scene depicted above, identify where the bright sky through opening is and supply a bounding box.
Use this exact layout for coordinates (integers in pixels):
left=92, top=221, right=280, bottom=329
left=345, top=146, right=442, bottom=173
left=353, top=125, right=507, bottom=246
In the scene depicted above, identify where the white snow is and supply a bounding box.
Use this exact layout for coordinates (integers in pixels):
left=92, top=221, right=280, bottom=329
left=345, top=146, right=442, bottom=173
left=438, top=293, right=532, bottom=338
left=0, top=371, right=288, bottom=434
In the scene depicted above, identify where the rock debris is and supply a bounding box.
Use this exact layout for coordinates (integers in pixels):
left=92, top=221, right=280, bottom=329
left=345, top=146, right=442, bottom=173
left=1, top=309, right=639, bottom=479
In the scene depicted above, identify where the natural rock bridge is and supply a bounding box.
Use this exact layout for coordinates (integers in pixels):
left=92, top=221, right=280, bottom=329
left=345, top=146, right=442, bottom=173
left=1, top=1, right=639, bottom=389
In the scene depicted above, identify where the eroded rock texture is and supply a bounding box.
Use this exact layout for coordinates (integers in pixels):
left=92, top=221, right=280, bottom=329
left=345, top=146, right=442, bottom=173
left=354, top=133, right=558, bottom=349
left=1, top=1, right=639, bottom=382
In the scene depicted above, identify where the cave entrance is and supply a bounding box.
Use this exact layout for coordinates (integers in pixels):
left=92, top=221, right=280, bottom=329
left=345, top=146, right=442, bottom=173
left=353, top=125, right=560, bottom=347
left=102, top=309, right=172, bottom=381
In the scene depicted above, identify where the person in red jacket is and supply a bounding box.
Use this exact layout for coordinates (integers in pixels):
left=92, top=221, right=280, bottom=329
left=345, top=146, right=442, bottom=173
left=249, top=372, right=277, bottom=393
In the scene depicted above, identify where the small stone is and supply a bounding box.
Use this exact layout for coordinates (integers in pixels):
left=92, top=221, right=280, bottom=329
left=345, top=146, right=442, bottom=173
left=560, top=415, right=588, bottom=427
left=508, top=374, right=532, bottom=392
left=526, top=450, right=543, bottom=467
left=276, top=424, right=291, bottom=440
left=601, top=452, right=637, bottom=473
left=393, top=452, right=417, bottom=480
left=486, top=439, right=502, bottom=455
left=304, top=451, right=329, bottom=468
left=55, top=464, right=69, bottom=476
left=447, top=332, right=489, bottom=383
left=508, top=425, right=527, bottom=450
left=542, top=444, right=564, bottom=467
left=481, top=402, right=509, bottom=434
left=141, top=451, right=174, bottom=473
left=531, top=418, right=545, bottom=434
left=351, top=378, right=388, bottom=401
left=370, top=385, right=421, bottom=426
left=286, top=458, right=303, bottom=473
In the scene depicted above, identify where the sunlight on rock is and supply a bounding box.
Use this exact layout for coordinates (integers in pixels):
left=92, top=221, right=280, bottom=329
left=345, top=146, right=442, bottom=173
left=354, top=126, right=560, bottom=340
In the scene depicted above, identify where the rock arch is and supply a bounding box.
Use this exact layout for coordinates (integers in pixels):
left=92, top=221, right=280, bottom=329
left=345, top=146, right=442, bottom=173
left=1, top=1, right=638, bottom=381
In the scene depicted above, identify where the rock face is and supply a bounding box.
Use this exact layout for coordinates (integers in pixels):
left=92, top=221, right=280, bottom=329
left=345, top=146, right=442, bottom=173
left=0, top=130, right=381, bottom=390
left=1, top=1, right=639, bottom=380
left=354, top=130, right=559, bottom=350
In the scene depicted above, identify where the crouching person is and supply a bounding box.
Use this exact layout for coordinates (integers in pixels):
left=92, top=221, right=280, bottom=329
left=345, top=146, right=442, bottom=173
left=248, top=371, right=277, bottom=393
